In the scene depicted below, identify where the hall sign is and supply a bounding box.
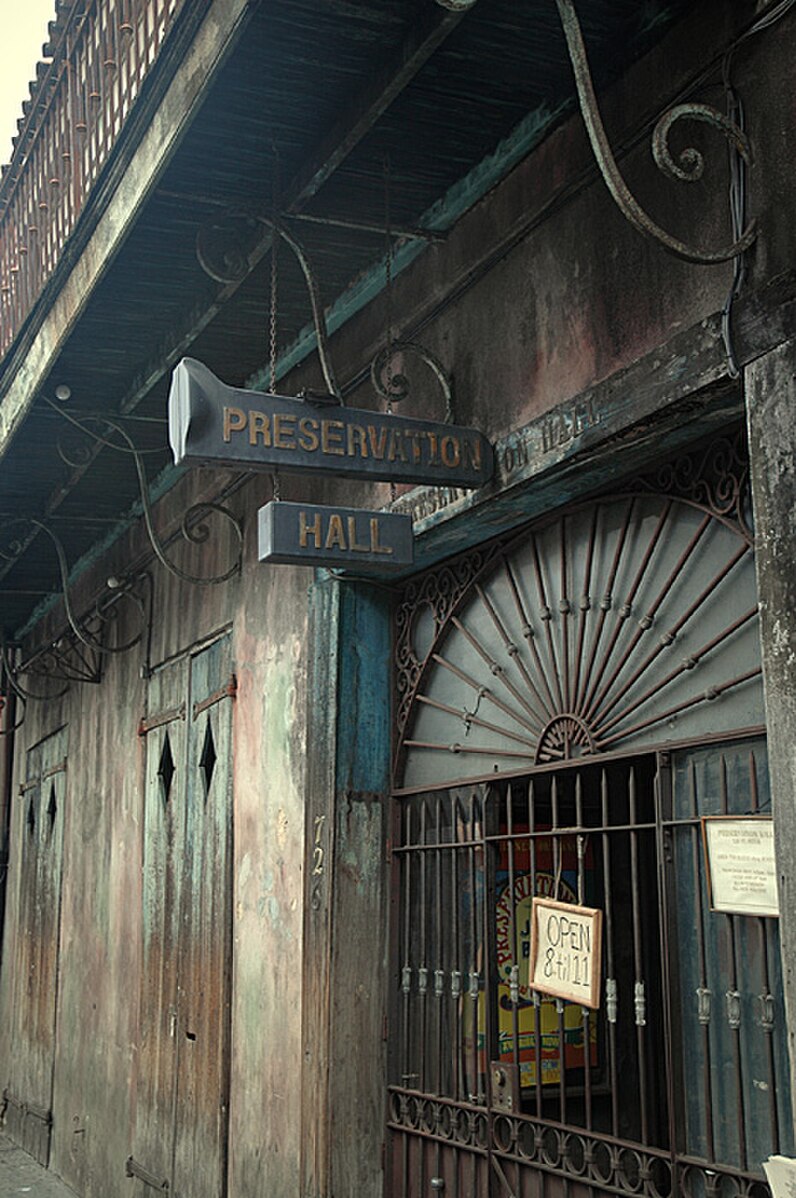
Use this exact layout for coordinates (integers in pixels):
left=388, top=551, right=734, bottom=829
left=258, top=501, right=413, bottom=568
left=168, top=357, right=494, bottom=488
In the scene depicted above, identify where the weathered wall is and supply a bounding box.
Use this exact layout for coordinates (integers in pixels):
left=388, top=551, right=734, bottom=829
left=1, top=2, right=795, bottom=1197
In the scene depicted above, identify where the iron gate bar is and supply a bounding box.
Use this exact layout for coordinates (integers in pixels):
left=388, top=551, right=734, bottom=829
left=415, top=693, right=537, bottom=750
left=474, top=584, right=549, bottom=726
left=588, top=513, right=711, bottom=721
left=504, top=557, right=558, bottom=718
left=601, top=768, right=620, bottom=1138
left=688, top=756, right=716, bottom=1163
left=597, top=606, right=759, bottom=738
left=576, top=499, right=636, bottom=717
left=572, top=505, right=599, bottom=711
left=583, top=501, right=673, bottom=724
left=750, top=749, right=781, bottom=1153
left=720, top=754, right=748, bottom=1172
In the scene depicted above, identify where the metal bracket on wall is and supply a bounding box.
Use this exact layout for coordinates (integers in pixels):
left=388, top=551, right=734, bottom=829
left=555, top=0, right=756, bottom=264
left=125, top=1157, right=170, bottom=1192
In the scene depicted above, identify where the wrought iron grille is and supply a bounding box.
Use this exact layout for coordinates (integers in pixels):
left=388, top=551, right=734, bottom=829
left=387, top=742, right=791, bottom=1198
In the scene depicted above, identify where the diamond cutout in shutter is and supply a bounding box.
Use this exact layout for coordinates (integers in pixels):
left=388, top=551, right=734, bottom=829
left=199, top=721, right=217, bottom=800
left=158, top=733, right=175, bottom=805
left=26, top=798, right=35, bottom=837
left=47, top=785, right=57, bottom=835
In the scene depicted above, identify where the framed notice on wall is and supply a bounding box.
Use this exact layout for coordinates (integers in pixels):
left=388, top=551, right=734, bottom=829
left=529, top=897, right=603, bottom=1009
left=702, top=816, right=779, bottom=917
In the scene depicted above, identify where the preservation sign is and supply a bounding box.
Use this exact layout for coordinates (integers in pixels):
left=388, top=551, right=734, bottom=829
left=169, top=357, right=494, bottom=488
left=529, top=897, right=603, bottom=1009
left=258, top=500, right=413, bottom=568
left=702, top=816, right=779, bottom=917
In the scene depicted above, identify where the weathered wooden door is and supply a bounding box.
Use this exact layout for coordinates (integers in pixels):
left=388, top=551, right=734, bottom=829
left=4, top=726, right=67, bottom=1166
left=130, top=634, right=234, bottom=1197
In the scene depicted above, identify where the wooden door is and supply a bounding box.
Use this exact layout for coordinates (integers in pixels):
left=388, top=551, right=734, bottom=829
left=130, top=635, right=234, bottom=1197
left=4, top=727, right=67, bottom=1166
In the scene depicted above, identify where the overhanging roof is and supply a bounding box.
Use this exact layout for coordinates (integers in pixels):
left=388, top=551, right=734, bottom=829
left=0, top=0, right=693, bottom=639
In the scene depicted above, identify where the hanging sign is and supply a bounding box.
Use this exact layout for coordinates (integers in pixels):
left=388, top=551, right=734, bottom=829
left=258, top=500, right=413, bottom=568
left=702, top=816, right=779, bottom=917
left=169, top=358, right=493, bottom=488
left=529, top=897, right=603, bottom=1009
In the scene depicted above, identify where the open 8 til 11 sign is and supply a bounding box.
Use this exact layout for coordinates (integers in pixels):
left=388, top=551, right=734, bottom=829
left=529, top=897, right=603, bottom=1009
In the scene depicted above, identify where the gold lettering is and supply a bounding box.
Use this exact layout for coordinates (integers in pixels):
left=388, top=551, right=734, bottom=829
left=462, top=437, right=482, bottom=471
left=387, top=430, right=409, bottom=463
left=249, top=410, right=271, bottom=446
left=441, top=434, right=461, bottom=468
left=273, top=413, right=297, bottom=450
left=368, top=425, right=388, bottom=460
left=347, top=423, right=369, bottom=458
left=299, top=511, right=322, bottom=549
left=223, top=406, right=246, bottom=442
left=347, top=517, right=370, bottom=553
left=298, top=416, right=319, bottom=452
left=321, top=420, right=345, bottom=455
left=406, top=431, right=423, bottom=464
left=370, top=518, right=393, bottom=555
left=325, top=513, right=346, bottom=550
left=426, top=432, right=439, bottom=464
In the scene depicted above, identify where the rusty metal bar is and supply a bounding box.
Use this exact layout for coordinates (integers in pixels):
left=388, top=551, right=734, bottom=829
left=628, top=766, right=650, bottom=1144
left=531, top=534, right=565, bottom=713
left=451, top=616, right=545, bottom=729
left=584, top=500, right=672, bottom=723
left=593, top=543, right=749, bottom=729
left=504, top=558, right=558, bottom=719
left=475, top=584, right=549, bottom=728
left=430, top=654, right=538, bottom=736
left=573, top=506, right=598, bottom=714
left=528, top=777, right=544, bottom=1118
left=600, top=768, right=620, bottom=1137
left=589, top=514, right=710, bottom=721
left=415, top=694, right=537, bottom=750
left=506, top=783, right=521, bottom=1075
left=596, top=607, right=759, bottom=738
left=192, top=674, right=237, bottom=719
left=749, top=748, right=780, bottom=1153
left=688, top=757, right=715, bottom=1162
left=138, top=702, right=186, bottom=736
left=719, top=754, right=748, bottom=1171
left=125, top=1156, right=169, bottom=1191
left=599, top=667, right=762, bottom=749
left=576, top=499, right=635, bottom=716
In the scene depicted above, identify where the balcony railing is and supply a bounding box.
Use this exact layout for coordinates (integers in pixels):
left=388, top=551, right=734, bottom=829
left=0, top=0, right=185, bottom=363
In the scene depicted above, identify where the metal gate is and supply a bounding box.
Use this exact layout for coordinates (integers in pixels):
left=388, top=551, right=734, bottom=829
left=388, top=442, right=792, bottom=1197
left=388, top=743, right=791, bottom=1197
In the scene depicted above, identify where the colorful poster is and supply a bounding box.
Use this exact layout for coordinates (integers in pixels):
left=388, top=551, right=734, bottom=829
left=494, top=834, right=598, bottom=1087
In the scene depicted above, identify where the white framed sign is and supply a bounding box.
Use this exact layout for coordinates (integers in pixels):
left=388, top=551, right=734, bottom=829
left=702, top=816, right=779, bottom=918
left=529, top=897, right=603, bottom=1009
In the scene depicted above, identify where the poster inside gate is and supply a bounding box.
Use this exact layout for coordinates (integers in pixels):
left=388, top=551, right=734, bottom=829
left=494, top=833, right=598, bottom=1087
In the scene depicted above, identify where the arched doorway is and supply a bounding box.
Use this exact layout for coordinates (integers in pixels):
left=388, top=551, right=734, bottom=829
left=387, top=440, right=792, bottom=1197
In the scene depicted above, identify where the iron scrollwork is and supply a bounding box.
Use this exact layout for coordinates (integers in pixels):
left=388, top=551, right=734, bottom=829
left=371, top=340, right=454, bottom=423
left=45, top=401, right=244, bottom=587
left=196, top=208, right=342, bottom=401
left=555, top=0, right=756, bottom=264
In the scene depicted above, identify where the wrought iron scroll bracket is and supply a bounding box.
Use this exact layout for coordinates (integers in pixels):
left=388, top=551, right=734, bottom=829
left=370, top=339, right=454, bottom=423
left=44, top=401, right=243, bottom=588
left=555, top=0, right=756, bottom=264
left=195, top=208, right=342, bottom=402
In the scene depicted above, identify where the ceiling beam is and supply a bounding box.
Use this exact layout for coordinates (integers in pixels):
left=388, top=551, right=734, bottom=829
left=0, top=3, right=474, bottom=603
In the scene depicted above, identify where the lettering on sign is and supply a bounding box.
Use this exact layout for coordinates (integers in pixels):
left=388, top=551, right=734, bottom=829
left=529, top=897, right=603, bottom=1009
left=258, top=500, right=413, bottom=569
left=702, top=816, right=779, bottom=917
left=170, top=357, right=493, bottom=488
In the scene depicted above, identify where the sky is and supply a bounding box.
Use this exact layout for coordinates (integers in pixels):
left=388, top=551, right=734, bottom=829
left=0, top=1, right=58, bottom=166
